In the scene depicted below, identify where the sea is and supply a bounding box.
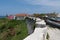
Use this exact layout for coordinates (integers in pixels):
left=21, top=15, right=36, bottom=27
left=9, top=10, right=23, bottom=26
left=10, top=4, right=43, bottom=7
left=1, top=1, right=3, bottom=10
left=0, top=16, right=6, bottom=18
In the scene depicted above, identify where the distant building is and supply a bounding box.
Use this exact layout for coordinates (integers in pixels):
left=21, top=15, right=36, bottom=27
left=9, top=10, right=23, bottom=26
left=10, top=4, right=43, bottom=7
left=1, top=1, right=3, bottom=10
left=7, top=15, right=15, bottom=20
left=15, top=13, right=29, bottom=20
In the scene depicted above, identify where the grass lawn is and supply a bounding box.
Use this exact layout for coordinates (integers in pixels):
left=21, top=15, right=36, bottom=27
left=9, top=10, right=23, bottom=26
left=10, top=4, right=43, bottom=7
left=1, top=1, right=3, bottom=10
left=0, top=18, right=28, bottom=40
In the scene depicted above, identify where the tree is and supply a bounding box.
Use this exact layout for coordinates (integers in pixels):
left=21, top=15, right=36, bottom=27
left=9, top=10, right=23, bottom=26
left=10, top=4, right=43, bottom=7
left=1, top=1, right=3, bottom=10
left=33, top=13, right=46, bottom=17
left=33, top=13, right=40, bottom=17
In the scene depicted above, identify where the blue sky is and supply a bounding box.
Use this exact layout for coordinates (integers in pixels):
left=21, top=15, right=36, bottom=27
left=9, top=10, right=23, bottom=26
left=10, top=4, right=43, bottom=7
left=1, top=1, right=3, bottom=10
left=0, top=0, right=60, bottom=16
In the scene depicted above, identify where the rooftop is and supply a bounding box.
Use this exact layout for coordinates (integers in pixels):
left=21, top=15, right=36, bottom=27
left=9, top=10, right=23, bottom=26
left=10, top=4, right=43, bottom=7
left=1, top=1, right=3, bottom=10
left=15, top=13, right=29, bottom=17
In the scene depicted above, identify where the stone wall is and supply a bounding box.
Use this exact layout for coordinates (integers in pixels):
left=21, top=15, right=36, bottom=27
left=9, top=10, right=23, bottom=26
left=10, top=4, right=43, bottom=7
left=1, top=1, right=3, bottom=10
left=24, top=18, right=47, bottom=40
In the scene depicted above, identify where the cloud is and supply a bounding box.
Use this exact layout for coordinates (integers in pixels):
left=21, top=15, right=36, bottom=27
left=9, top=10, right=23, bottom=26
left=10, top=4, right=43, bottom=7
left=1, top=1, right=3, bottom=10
left=15, top=0, right=60, bottom=13
left=25, top=0, right=60, bottom=7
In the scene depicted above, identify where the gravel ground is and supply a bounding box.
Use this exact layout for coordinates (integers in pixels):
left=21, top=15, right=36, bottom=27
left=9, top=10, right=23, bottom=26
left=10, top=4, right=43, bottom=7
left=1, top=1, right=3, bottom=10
left=47, top=25, right=60, bottom=40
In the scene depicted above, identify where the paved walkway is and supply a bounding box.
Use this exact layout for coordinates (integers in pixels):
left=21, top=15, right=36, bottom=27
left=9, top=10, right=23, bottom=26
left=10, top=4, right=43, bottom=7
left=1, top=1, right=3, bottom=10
left=24, top=26, right=47, bottom=40
left=24, top=18, right=47, bottom=40
left=47, top=25, right=60, bottom=40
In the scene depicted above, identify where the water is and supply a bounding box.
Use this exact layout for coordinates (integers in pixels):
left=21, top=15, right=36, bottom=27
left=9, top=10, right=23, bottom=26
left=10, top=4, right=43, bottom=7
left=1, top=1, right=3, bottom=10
left=0, top=16, right=6, bottom=18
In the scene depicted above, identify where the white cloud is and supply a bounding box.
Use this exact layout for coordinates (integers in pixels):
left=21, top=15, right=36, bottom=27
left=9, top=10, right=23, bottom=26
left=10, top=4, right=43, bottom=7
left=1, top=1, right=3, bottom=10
left=25, top=0, right=60, bottom=7
left=15, top=0, right=60, bottom=13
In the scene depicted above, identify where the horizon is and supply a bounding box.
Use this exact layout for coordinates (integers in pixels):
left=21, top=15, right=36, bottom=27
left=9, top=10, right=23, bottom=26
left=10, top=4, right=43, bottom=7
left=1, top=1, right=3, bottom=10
left=0, top=0, right=60, bottom=16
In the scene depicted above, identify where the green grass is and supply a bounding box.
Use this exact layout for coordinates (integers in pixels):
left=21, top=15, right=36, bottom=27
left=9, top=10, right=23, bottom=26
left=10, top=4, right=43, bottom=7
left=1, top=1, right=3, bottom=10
left=0, top=18, right=28, bottom=40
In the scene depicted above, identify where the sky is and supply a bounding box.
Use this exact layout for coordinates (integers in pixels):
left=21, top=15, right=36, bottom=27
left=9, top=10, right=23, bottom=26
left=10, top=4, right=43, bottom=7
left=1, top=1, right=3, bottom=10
left=0, top=0, right=60, bottom=16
